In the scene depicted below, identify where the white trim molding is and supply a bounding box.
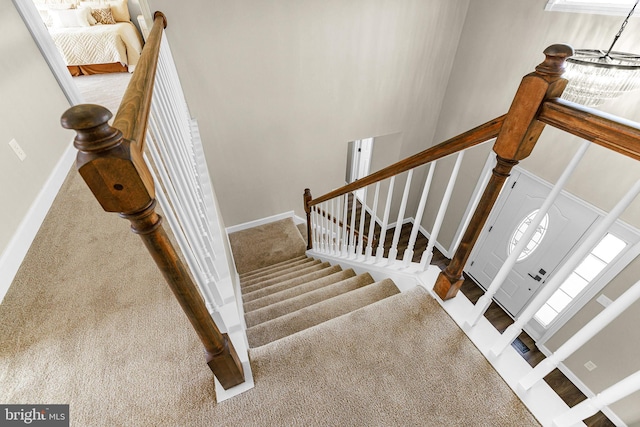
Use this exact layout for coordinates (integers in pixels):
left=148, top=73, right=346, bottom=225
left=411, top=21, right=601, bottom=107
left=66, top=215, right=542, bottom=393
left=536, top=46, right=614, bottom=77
left=0, top=143, right=76, bottom=304
left=225, top=211, right=301, bottom=234
left=12, top=0, right=83, bottom=105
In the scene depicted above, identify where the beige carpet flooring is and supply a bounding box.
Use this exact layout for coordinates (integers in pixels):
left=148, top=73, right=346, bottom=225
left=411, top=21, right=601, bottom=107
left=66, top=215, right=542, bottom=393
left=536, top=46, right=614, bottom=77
left=0, top=173, right=539, bottom=425
left=0, top=73, right=538, bottom=426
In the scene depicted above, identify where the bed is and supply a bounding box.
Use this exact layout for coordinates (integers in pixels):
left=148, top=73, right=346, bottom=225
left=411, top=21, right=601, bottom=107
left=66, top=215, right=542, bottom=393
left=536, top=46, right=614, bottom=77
left=34, top=0, right=143, bottom=76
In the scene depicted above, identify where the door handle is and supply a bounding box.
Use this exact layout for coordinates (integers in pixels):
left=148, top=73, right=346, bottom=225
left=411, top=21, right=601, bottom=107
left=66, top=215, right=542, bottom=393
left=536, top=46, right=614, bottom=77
left=528, top=273, right=542, bottom=281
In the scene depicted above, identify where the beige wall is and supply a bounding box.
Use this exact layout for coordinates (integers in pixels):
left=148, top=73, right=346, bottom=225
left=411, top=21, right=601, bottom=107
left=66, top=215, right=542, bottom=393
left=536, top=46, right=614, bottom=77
left=0, top=3, right=72, bottom=258
left=432, top=1, right=640, bottom=424
left=426, top=0, right=640, bottom=250
left=148, top=0, right=470, bottom=227
left=144, top=0, right=640, bottom=422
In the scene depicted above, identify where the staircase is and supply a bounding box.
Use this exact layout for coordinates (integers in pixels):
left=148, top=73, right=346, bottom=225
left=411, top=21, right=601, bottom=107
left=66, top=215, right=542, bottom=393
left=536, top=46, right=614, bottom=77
left=231, top=219, right=401, bottom=349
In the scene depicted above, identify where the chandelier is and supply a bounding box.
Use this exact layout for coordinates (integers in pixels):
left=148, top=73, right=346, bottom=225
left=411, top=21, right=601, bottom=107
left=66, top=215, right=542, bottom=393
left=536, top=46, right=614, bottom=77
left=562, top=0, right=640, bottom=107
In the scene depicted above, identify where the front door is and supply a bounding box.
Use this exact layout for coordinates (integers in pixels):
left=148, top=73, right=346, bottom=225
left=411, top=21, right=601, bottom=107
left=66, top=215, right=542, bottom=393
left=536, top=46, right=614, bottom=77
left=466, top=171, right=599, bottom=317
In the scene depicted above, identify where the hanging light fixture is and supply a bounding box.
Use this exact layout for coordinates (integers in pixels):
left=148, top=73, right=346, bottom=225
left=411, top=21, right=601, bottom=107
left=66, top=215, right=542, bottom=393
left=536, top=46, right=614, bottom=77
left=562, top=0, right=640, bottom=107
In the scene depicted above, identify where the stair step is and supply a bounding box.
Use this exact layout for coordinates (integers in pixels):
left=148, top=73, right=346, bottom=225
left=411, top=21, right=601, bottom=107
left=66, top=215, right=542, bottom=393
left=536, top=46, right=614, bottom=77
left=245, top=272, right=375, bottom=327
left=242, top=264, right=341, bottom=303
left=240, top=259, right=320, bottom=288
left=243, top=268, right=355, bottom=313
left=240, top=255, right=309, bottom=280
left=246, top=278, right=399, bottom=347
left=241, top=262, right=332, bottom=296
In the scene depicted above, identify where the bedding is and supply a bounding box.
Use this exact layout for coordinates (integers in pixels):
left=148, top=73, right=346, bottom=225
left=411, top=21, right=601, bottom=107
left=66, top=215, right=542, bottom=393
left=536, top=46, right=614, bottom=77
left=34, top=0, right=143, bottom=75
left=48, top=21, right=143, bottom=73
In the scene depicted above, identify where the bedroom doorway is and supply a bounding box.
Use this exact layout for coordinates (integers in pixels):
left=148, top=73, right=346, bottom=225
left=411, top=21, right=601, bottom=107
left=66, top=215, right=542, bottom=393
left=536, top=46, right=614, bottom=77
left=15, top=0, right=150, bottom=111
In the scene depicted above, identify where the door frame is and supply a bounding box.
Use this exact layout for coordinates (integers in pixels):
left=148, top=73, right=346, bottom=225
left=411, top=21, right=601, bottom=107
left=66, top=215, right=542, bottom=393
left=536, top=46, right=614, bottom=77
left=13, top=0, right=83, bottom=105
left=464, top=165, right=640, bottom=342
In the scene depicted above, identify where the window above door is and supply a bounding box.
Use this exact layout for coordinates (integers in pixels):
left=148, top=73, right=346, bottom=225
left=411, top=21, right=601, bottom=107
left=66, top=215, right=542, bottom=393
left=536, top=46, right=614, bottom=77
left=545, top=0, right=638, bottom=15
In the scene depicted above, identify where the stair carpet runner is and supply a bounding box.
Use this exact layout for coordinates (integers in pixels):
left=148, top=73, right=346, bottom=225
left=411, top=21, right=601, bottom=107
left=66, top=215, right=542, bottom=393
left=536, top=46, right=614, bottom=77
left=239, top=254, right=400, bottom=348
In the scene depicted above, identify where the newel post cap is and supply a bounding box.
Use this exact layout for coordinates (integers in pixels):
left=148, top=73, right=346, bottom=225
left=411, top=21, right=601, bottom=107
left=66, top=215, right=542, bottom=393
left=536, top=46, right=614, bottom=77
left=535, top=44, right=575, bottom=77
left=61, top=104, right=120, bottom=152
left=61, top=104, right=155, bottom=214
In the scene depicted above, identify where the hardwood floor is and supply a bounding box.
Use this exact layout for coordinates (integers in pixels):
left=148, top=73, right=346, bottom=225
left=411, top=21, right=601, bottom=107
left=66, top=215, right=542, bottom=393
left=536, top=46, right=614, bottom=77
left=333, top=199, right=615, bottom=426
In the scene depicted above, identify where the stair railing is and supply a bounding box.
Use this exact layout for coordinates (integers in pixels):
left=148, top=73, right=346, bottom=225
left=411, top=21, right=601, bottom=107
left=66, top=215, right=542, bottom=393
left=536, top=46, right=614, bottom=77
left=305, top=44, right=640, bottom=425
left=60, top=12, right=247, bottom=392
left=305, top=45, right=572, bottom=294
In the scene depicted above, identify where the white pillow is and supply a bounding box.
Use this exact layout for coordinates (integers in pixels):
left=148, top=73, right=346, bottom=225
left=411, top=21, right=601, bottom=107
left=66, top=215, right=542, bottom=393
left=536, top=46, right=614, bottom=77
left=78, top=6, right=97, bottom=25
left=49, top=8, right=92, bottom=28
left=35, top=3, right=75, bottom=27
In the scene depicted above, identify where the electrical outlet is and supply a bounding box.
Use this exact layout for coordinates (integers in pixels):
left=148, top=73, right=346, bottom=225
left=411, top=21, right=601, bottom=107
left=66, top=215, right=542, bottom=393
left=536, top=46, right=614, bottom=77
left=8, top=139, right=26, bottom=161
left=584, top=361, right=597, bottom=371
left=596, top=294, right=613, bottom=308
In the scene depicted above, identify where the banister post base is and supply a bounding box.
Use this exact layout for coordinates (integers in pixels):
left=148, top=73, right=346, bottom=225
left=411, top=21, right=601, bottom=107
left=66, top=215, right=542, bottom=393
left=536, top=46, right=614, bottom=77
left=205, top=333, right=245, bottom=390
left=433, top=271, right=464, bottom=301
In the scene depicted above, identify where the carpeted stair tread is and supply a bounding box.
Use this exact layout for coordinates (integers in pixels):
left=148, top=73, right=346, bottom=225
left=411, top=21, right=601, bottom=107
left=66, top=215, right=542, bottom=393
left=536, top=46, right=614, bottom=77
left=240, top=259, right=321, bottom=288
left=240, top=256, right=312, bottom=282
left=243, top=268, right=356, bottom=313
left=245, top=272, right=375, bottom=327
left=242, top=264, right=340, bottom=303
left=228, top=218, right=307, bottom=274
left=246, top=278, right=399, bottom=347
left=241, top=262, right=332, bottom=296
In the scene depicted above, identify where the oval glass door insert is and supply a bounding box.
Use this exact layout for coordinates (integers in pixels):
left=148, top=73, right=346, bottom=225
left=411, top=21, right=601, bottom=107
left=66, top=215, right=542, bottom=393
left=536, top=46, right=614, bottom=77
left=508, top=209, right=549, bottom=262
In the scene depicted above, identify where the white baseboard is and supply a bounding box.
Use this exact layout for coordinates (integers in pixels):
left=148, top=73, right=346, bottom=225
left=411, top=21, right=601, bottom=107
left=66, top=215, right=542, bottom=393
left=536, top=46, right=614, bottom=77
left=225, top=211, right=297, bottom=234
left=0, top=142, right=76, bottom=304
left=537, top=344, right=627, bottom=426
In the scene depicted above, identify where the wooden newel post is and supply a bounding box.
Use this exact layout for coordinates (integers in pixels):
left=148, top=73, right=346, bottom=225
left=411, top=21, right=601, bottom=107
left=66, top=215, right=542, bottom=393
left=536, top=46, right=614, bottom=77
left=61, top=104, right=245, bottom=389
left=433, top=44, right=574, bottom=301
left=304, top=188, right=313, bottom=250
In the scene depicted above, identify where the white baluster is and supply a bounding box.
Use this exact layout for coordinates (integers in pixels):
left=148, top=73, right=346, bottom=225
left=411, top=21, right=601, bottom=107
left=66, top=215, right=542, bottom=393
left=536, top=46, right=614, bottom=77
left=387, top=170, right=413, bottom=263
left=365, top=182, right=381, bottom=261
left=331, top=197, right=340, bottom=255
left=318, top=203, right=326, bottom=252
left=341, top=194, right=350, bottom=257
left=468, top=141, right=590, bottom=328
left=143, top=150, right=224, bottom=308
left=329, top=198, right=336, bottom=254
left=450, top=152, right=495, bottom=255
left=552, top=370, right=640, bottom=427
left=520, top=278, right=640, bottom=390
left=312, top=206, right=320, bottom=250
left=375, top=177, right=396, bottom=263
left=323, top=201, right=330, bottom=253
left=357, top=186, right=368, bottom=258
left=491, top=178, right=640, bottom=356
left=403, top=162, right=435, bottom=267
left=348, top=192, right=358, bottom=258
left=148, top=111, right=220, bottom=281
left=420, top=152, right=464, bottom=269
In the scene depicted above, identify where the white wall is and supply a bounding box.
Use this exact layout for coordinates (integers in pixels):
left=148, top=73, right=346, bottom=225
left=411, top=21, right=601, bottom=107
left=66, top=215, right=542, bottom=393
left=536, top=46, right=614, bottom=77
left=0, top=3, right=74, bottom=300
left=147, top=0, right=470, bottom=227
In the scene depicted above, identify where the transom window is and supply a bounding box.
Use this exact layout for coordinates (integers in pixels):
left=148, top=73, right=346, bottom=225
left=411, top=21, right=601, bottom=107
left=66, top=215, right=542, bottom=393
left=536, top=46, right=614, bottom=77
left=545, top=0, right=638, bottom=15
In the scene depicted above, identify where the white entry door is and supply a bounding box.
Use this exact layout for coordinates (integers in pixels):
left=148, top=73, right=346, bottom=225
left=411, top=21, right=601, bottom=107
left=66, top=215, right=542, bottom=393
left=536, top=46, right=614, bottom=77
left=466, top=171, right=599, bottom=317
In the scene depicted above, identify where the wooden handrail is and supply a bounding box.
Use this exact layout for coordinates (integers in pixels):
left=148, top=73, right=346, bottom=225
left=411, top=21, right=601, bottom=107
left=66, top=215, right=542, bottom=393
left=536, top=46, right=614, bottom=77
left=307, top=114, right=505, bottom=207
left=112, top=11, right=167, bottom=151
left=61, top=12, right=245, bottom=390
left=539, top=98, right=640, bottom=161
